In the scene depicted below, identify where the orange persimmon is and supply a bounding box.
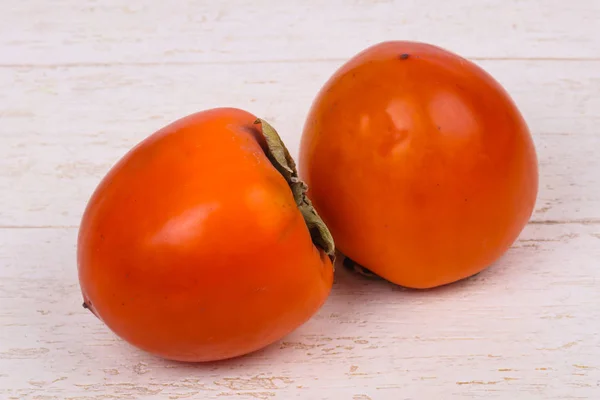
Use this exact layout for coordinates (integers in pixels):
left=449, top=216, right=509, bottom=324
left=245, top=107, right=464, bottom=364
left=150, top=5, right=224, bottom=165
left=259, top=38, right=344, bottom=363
left=299, top=41, right=538, bottom=289
left=77, top=108, right=334, bottom=362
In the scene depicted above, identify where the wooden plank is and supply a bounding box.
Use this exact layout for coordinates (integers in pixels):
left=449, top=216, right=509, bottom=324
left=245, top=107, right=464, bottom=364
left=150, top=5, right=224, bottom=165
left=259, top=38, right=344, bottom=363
left=1, top=0, right=599, bottom=66
left=2, top=1, right=599, bottom=398
left=1, top=224, right=599, bottom=399
left=1, top=60, right=598, bottom=226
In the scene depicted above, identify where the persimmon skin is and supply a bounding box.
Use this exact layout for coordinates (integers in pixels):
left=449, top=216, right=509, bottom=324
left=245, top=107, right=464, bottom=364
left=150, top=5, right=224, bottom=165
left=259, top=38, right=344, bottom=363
left=299, top=41, right=538, bottom=289
left=77, top=108, right=333, bottom=362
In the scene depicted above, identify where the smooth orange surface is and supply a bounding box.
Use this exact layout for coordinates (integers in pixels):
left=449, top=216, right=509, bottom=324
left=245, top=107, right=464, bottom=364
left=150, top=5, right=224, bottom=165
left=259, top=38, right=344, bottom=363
left=77, top=108, right=333, bottom=362
left=299, top=41, right=538, bottom=289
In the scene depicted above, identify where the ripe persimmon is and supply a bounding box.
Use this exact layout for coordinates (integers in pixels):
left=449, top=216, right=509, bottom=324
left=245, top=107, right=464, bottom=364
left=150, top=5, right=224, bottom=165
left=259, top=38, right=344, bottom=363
left=299, top=41, right=538, bottom=289
left=77, top=108, right=334, bottom=362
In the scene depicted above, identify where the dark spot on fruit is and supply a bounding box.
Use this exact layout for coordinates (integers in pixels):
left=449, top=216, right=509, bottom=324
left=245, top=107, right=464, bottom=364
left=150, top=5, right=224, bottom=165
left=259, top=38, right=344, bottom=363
left=399, top=53, right=410, bottom=60
left=82, top=302, right=89, bottom=309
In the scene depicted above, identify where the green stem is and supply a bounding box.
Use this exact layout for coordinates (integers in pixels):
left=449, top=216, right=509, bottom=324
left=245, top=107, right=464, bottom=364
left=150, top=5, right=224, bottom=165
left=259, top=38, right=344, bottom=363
left=254, top=118, right=335, bottom=262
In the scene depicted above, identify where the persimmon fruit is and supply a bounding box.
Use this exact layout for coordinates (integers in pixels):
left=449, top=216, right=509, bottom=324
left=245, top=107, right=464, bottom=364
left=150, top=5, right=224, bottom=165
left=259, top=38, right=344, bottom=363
left=299, top=41, right=538, bottom=289
left=77, top=108, right=334, bottom=362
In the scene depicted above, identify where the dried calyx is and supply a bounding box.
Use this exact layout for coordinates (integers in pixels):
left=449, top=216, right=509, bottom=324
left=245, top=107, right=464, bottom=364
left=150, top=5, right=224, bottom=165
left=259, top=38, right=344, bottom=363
left=254, top=118, right=335, bottom=262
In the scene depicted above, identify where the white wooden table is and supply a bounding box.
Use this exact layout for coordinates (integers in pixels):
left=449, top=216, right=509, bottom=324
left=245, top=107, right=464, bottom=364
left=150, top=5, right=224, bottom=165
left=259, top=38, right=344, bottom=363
left=1, top=1, right=599, bottom=399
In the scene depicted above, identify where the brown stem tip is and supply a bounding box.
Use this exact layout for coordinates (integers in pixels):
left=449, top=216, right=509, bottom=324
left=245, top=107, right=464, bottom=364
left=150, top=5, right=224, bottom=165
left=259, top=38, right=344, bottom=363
left=343, top=257, right=381, bottom=279
left=254, top=118, right=335, bottom=262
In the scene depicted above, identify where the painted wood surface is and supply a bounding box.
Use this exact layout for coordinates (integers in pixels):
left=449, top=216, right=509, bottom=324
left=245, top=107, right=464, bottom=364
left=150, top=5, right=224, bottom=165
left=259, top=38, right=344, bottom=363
left=1, top=1, right=599, bottom=398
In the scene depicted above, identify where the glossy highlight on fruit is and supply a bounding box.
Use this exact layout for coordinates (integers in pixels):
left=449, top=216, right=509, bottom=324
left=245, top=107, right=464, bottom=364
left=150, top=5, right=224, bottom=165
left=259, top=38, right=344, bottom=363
left=299, top=41, right=538, bottom=289
left=77, top=108, right=334, bottom=362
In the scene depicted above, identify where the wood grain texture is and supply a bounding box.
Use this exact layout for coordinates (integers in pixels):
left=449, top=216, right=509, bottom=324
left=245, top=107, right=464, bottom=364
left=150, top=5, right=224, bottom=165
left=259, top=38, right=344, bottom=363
left=1, top=60, right=599, bottom=226
left=1, top=0, right=599, bottom=398
left=1, top=0, right=599, bottom=65
left=1, top=225, right=600, bottom=399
